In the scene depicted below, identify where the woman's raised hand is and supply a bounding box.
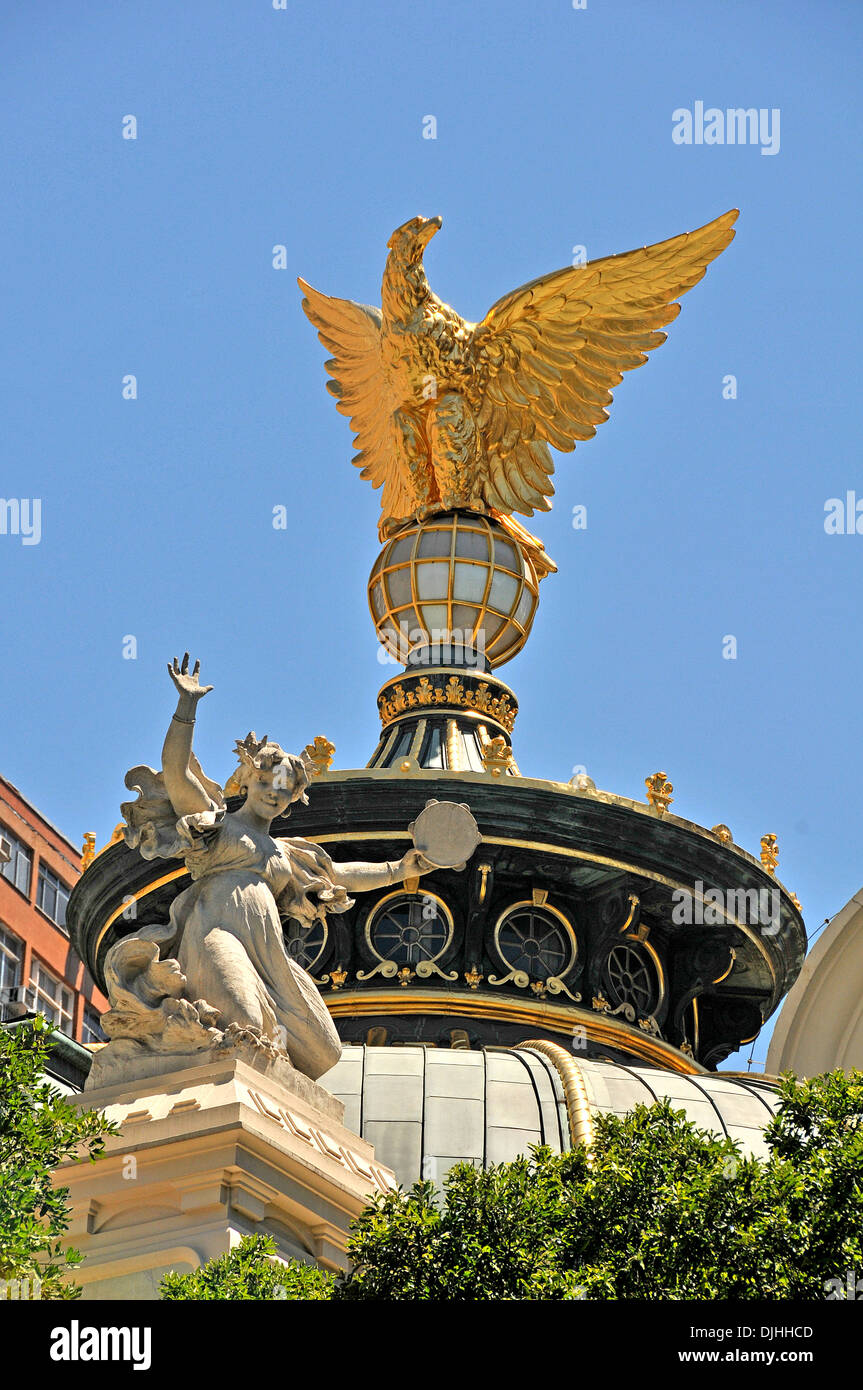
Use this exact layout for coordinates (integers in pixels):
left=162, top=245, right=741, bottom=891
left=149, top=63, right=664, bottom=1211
left=167, top=653, right=214, bottom=701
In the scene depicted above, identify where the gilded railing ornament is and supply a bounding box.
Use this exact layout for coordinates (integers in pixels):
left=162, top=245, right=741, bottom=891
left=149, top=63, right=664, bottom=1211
left=645, top=771, right=674, bottom=815
left=760, top=834, right=779, bottom=875
left=464, top=966, right=484, bottom=990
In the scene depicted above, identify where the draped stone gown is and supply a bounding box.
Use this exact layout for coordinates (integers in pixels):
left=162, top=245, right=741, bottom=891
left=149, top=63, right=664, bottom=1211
left=165, top=810, right=347, bottom=1079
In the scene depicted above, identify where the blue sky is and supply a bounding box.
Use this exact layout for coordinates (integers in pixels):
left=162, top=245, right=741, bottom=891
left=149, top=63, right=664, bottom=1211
left=1, top=1, right=860, bottom=1070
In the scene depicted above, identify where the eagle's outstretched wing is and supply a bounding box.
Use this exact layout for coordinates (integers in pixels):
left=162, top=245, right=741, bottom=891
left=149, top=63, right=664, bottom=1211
left=465, top=209, right=738, bottom=516
left=297, top=278, right=410, bottom=518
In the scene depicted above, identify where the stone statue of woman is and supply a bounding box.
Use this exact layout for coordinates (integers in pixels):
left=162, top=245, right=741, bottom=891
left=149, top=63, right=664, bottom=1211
left=92, top=654, right=436, bottom=1088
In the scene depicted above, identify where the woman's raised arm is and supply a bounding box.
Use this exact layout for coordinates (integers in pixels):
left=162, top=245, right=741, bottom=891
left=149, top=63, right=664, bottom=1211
left=161, top=654, right=218, bottom=817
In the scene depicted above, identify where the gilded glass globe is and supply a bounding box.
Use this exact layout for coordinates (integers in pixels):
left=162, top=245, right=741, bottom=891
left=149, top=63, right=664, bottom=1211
left=367, top=511, right=540, bottom=668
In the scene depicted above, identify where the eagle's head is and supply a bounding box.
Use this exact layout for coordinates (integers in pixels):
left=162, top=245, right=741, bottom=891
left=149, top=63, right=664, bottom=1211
left=386, top=215, right=442, bottom=265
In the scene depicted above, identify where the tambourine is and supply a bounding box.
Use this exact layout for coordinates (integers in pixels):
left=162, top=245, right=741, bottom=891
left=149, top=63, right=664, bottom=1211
left=409, top=799, right=482, bottom=868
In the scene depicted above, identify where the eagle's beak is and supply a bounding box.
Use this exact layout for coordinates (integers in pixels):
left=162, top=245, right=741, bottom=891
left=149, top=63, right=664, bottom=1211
left=418, top=215, right=442, bottom=246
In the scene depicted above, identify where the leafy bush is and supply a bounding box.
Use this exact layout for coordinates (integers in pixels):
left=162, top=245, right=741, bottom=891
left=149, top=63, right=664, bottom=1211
left=334, top=1069, right=863, bottom=1300
left=160, top=1233, right=335, bottom=1300
left=0, top=1016, right=116, bottom=1300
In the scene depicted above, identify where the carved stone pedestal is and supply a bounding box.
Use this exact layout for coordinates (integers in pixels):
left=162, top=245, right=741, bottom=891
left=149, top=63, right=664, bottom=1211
left=57, top=1054, right=395, bottom=1301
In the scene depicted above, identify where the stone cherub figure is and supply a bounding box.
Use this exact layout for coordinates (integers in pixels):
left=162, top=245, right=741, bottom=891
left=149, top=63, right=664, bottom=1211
left=91, top=654, right=435, bottom=1088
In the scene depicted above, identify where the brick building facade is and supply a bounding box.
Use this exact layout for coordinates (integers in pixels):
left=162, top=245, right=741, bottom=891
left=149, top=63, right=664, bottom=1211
left=0, top=774, right=107, bottom=1043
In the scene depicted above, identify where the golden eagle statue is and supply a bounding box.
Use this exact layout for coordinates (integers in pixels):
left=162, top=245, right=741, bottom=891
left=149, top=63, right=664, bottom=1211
left=299, top=210, right=737, bottom=543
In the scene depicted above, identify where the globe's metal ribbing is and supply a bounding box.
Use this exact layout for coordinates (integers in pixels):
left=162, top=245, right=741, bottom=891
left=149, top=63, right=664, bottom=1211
left=367, top=511, right=540, bottom=668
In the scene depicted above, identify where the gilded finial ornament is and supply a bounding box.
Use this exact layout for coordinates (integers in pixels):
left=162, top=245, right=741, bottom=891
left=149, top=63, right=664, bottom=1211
left=302, top=735, right=335, bottom=776
left=645, top=772, right=674, bottom=815
left=760, top=834, right=779, bottom=875
left=480, top=732, right=517, bottom=778
left=300, top=210, right=737, bottom=541
left=712, top=823, right=733, bottom=845
left=790, top=892, right=802, bottom=912
left=465, top=966, right=484, bottom=990
left=81, top=833, right=96, bottom=872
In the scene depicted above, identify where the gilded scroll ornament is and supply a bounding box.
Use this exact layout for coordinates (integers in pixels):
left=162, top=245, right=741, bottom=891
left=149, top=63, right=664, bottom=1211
left=416, top=959, right=459, bottom=983
left=488, top=967, right=531, bottom=991
left=544, top=976, right=582, bottom=1004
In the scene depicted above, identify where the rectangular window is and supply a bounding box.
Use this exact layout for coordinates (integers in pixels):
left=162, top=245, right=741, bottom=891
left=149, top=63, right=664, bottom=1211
left=421, top=725, right=444, bottom=769
left=29, top=961, right=73, bottom=1035
left=81, top=1004, right=106, bottom=1045
left=0, top=825, right=33, bottom=898
left=36, top=864, right=70, bottom=930
left=0, top=924, right=22, bottom=993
